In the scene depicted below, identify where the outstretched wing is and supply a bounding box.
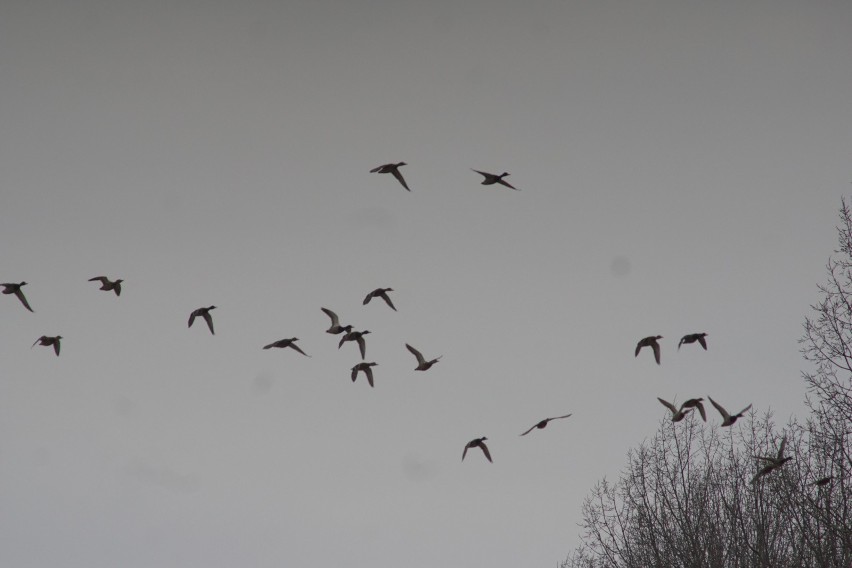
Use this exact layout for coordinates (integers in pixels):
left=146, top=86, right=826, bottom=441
left=380, top=292, right=397, bottom=311
left=708, top=396, right=730, bottom=421
left=658, top=398, right=679, bottom=414
left=406, top=343, right=425, bottom=365
left=202, top=312, right=215, bottom=335
left=697, top=335, right=707, bottom=350
left=321, top=307, right=340, bottom=326
left=479, top=442, right=493, bottom=463
left=391, top=168, right=410, bottom=191
left=14, top=289, right=34, bottom=312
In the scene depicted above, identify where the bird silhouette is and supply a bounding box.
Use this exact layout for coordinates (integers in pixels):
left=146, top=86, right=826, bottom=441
left=657, top=398, right=693, bottom=422
left=188, top=306, right=216, bottom=335
left=708, top=396, right=751, bottom=427
left=462, top=437, right=492, bottom=463
left=405, top=343, right=442, bottom=371
left=320, top=308, right=351, bottom=335
left=363, top=288, right=396, bottom=311
left=2, top=282, right=34, bottom=312
left=678, top=333, right=708, bottom=350
left=751, top=436, right=793, bottom=483
left=32, top=335, right=62, bottom=356
left=89, top=276, right=123, bottom=296
left=471, top=169, right=518, bottom=190
left=351, top=362, right=378, bottom=387
left=635, top=335, right=663, bottom=365
left=339, top=330, right=371, bottom=359
left=263, top=337, right=310, bottom=356
left=680, top=398, right=707, bottom=421
left=520, top=414, right=573, bottom=436
left=370, top=162, right=410, bottom=191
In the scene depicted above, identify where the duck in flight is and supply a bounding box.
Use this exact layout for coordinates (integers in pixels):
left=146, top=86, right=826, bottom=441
left=708, top=396, right=751, bottom=427
left=680, top=398, right=707, bottom=421
left=89, top=276, right=123, bottom=296
left=520, top=414, right=573, bottom=436
left=657, top=398, right=693, bottom=422
left=370, top=162, right=410, bottom=191
left=188, top=306, right=216, bottom=335
left=339, top=329, right=371, bottom=359
left=263, top=337, right=310, bottom=357
left=2, top=282, right=34, bottom=312
left=351, top=362, right=377, bottom=387
left=678, top=333, right=708, bottom=350
left=321, top=308, right=351, bottom=335
left=363, top=288, right=396, bottom=311
left=405, top=343, right=442, bottom=371
left=635, top=335, right=663, bottom=365
left=471, top=169, right=518, bottom=190
left=462, top=437, right=492, bottom=463
left=751, top=435, right=793, bottom=483
left=32, top=335, right=62, bottom=356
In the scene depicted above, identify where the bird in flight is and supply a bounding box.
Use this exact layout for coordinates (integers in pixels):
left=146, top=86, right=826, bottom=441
left=462, top=437, right=492, bottom=463
left=188, top=306, right=217, bottom=335
left=2, top=282, right=34, bottom=312
left=320, top=308, right=351, bottom=335
left=520, top=414, right=573, bottom=436
left=751, top=435, right=793, bottom=483
left=32, top=335, right=62, bottom=356
left=471, top=169, right=518, bottom=190
left=263, top=337, right=310, bottom=357
left=635, top=335, right=663, bottom=365
left=811, top=476, right=834, bottom=487
left=405, top=343, right=442, bottom=371
left=680, top=398, right=707, bottom=421
left=657, top=398, right=694, bottom=422
left=678, top=333, right=708, bottom=350
left=708, top=396, right=751, bottom=427
left=351, top=362, right=378, bottom=387
left=339, top=329, right=371, bottom=359
left=363, top=288, right=396, bottom=311
left=370, top=162, right=410, bottom=191
left=89, top=276, right=123, bottom=296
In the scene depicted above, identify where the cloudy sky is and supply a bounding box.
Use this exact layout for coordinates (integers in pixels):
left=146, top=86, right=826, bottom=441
left=1, top=1, right=851, bottom=566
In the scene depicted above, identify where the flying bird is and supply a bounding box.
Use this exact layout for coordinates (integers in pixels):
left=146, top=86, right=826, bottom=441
left=351, top=362, right=378, bottom=387
left=263, top=337, right=310, bottom=357
left=635, top=335, right=663, bottom=365
left=188, top=306, right=216, bottom=335
left=462, top=437, right=492, bottom=463
left=678, top=333, right=708, bottom=350
left=708, top=396, right=752, bottom=427
left=680, top=398, right=707, bottom=421
left=370, top=162, right=410, bottom=191
left=657, top=398, right=693, bottom=422
left=363, top=288, right=396, bottom=311
left=471, top=169, right=518, bottom=190
left=2, top=282, right=34, bottom=312
left=320, top=308, right=351, bottom=335
left=339, top=329, right=371, bottom=359
left=519, top=414, right=573, bottom=436
left=405, top=343, right=442, bottom=371
left=88, top=276, right=123, bottom=296
left=812, top=476, right=834, bottom=487
left=751, top=436, right=793, bottom=483
left=32, top=335, right=62, bottom=356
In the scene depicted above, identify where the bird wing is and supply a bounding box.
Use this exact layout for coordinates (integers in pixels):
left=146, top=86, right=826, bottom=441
left=356, top=336, right=366, bottom=359
left=363, top=291, right=373, bottom=305
left=777, top=436, right=787, bottom=460
left=695, top=401, right=707, bottom=422
left=698, top=335, right=707, bottom=349
left=479, top=442, right=493, bottom=463
left=751, top=465, right=775, bottom=484
left=708, top=397, right=731, bottom=421
left=89, top=276, right=107, bottom=283
left=188, top=312, right=197, bottom=328
left=471, top=169, right=488, bottom=178
left=652, top=342, right=661, bottom=365
left=263, top=342, right=276, bottom=350
left=14, top=289, right=34, bottom=312
left=497, top=178, right=518, bottom=190
left=736, top=404, right=753, bottom=417
left=290, top=342, right=310, bottom=357
left=114, top=282, right=121, bottom=296
left=202, top=312, right=215, bottom=335
left=380, top=292, right=397, bottom=311
left=321, top=307, right=340, bottom=326
left=406, top=343, right=426, bottom=365
left=520, top=424, right=538, bottom=437
left=364, top=366, right=374, bottom=387
left=550, top=413, right=573, bottom=421
left=462, top=445, right=469, bottom=461
left=678, top=336, right=686, bottom=350
left=370, top=164, right=386, bottom=173
left=391, top=168, right=410, bottom=191
left=53, top=339, right=60, bottom=356
left=635, top=342, right=642, bottom=357
left=658, top=398, right=679, bottom=414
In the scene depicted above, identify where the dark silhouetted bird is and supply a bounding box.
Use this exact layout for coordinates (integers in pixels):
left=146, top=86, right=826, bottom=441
left=462, top=437, right=492, bottom=463
left=320, top=308, right=351, bottom=335
left=657, top=398, right=693, bottom=422
left=635, top=335, right=663, bottom=365
left=32, top=335, right=62, bottom=356
left=405, top=343, right=442, bottom=371
left=471, top=169, right=518, bottom=190
left=263, top=338, right=310, bottom=357
left=812, top=476, right=834, bottom=487
left=751, top=436, right=793, bottom=483
left=2, top=282, right=33, bottom=312
left=351, top=362, right=377, bottom=387
left=89, top=276, right=123, bottom=296
left=370, top=162, right=410, bottom=191
left=520, top=414, right=573, bottom=436
left=363, top=288, right=396, bottom=311
left=708, top=396, right=752, bottom=427
left=339, top=329, right=371, bottom=359
left=678, top=333, right=708, bottom=350
left=680, top=398, right=707, bottom=421
left=188, top=306, right=216, bottom=335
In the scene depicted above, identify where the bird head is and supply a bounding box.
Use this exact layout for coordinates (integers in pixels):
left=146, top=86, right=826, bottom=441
left=208, top=306, right=217, bottom=310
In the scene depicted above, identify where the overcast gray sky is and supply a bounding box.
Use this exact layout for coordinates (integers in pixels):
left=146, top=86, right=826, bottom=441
left=1, top=1, right=851, bottom=567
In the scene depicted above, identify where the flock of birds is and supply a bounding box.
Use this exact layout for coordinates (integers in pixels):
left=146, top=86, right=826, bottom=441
left=1, top=163, right=834, bottom=484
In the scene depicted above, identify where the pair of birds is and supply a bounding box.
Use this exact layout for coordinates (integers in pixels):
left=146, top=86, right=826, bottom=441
left=658, top=396, right=752, bottom=426
left=635, top=332, right=708, bottom=365
left=370, top=163, right=519, bottom=192
left=462, top=414, right=574, bottom=463
left=3, top=276, right=122, bottom=315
